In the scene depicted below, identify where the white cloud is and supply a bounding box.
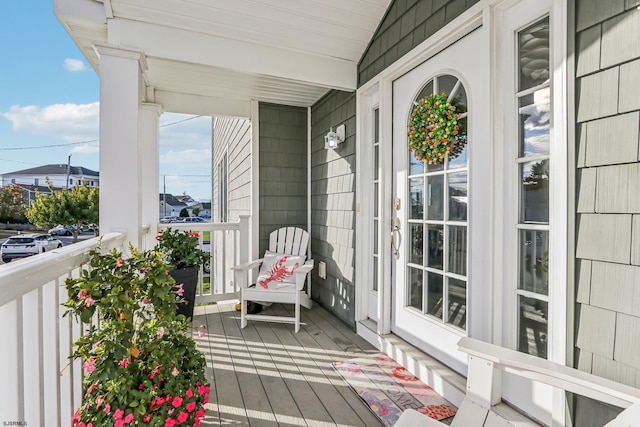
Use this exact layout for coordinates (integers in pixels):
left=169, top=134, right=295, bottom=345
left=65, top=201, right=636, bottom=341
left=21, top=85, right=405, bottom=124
left=64, top=58, right=87, bottom=72
left=70, top=143, right=99, bottom=154
left=1, top=102, right=99, bottom=142
left=160, top=148, right=211, bottom=168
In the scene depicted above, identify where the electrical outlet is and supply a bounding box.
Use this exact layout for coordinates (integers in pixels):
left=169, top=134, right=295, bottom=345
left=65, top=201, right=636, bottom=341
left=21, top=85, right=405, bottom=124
left=318, top=261, right=327, bottom=279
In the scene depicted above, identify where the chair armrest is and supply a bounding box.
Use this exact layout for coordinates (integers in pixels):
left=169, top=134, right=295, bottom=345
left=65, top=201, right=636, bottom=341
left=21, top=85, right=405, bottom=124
left=294, top=260, right=314, bottom=290
left=295, top=259, right=314, bottom=275
left=231, top=259, right=264, bottom=272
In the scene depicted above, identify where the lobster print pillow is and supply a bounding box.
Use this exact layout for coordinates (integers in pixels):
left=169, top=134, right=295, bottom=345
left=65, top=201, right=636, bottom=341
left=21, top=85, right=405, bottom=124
left=256, top=250, right=305, bottom=290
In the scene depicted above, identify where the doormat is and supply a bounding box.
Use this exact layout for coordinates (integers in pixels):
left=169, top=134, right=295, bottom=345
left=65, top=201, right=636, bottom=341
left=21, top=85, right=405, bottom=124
left=331, top=353, right=456, bottom=426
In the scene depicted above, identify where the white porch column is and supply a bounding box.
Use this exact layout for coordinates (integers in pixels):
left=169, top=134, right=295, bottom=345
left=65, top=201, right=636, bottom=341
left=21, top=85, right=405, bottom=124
left=139, top=103, right=162, bottom=249
left=97, top=46, right=147, bottom=247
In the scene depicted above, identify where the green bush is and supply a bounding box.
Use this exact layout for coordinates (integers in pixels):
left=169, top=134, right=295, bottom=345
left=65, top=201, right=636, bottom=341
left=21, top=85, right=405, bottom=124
left=63, top=246, right=210, bottom=426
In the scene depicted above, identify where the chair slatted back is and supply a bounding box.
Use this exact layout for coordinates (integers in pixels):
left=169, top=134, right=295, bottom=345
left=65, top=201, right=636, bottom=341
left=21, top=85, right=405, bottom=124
left=269, top=227, right=308, bottom=257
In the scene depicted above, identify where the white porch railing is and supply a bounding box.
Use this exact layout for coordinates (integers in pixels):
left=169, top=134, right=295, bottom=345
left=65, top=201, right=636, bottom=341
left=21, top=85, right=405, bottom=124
left=157, top=215, right=250, bottom=304
left=0, top=215, right=250, bottom=426
left=459, top=337, right=640, bottom=426
left=0, top=232, right=126, bottom=426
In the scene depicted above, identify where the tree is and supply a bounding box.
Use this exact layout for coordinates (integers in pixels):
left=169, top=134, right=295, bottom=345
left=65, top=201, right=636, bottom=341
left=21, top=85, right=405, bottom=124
left=192, top=205, right=201, bottom=217
left=0, top=184, right=26, bottom=222
left=179, top=207, right=189, bottom=218
left=25, top=183, right=99, bottom=242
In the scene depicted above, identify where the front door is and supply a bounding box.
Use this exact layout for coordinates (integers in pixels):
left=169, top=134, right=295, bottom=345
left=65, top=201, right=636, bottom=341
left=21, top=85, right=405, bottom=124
left=391, top=26, right=490, bottom=374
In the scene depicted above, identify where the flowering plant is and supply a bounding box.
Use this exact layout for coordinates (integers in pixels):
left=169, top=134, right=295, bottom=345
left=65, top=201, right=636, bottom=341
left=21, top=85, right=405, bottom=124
left=63, top=246, right=210, bottom=426
left=408, top=91, right=465, bottom=165
left=156, top=228, right=208, bottom=269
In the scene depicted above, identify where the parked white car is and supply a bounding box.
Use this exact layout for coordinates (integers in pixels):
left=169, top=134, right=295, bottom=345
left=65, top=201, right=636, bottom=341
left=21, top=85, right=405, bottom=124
left=183, top=217, right=206, bottom=223
left=48, top=224, right=75, bottom=236
left=1, top=233, right=64, bottom=263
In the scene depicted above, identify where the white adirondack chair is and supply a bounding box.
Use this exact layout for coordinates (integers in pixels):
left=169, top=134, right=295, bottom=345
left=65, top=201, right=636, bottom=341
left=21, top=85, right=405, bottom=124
left=231, top=227, right=314, bottom=333
left=394, top=337, right=640, bottom=427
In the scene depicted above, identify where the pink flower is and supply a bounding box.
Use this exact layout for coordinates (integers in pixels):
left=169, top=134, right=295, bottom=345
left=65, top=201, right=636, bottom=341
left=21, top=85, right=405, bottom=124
left=185, top=389, right=193, bottom=398
left=84, top=297, right=94, bottom=307
left=186, top=401, right=196, bottom=413
left=85, top=383, right=97, bottom=396
left=143, top=298, right=150, bottom=304
left=76, top=423, right=85, bottom=427
left=143, top=415, right=152, bottom=422
left=104, top=402, right=111, bottom=414
left=198, top=331, right=205, bottom=338
left=78, top=289, right=88, bottom=299
left=165, top=419, right=177, bottom=427
left=115, top=257, right=125, bottom=267
left=124, top=413, right=134, bottom=423
left=171, top=367, right=179, bottom=377
left=118, top=358, right=129, bottom=368
left=73, top=408, right=80, bottom=423
left=197, top=384, right=210, bottom=396
left=82, top=359, right=96, bottom=374
left=199, top=324, right=207, bottom=329
left=87, top=424, right=93, bottom=427
left=177, top=411, right=189, bottom=423
left=173, top=283, right=185, bottom=296
left=113, top=408, right=124, bottom=420
left=138, top=383, right=145, bottom=390
left=172, top=396, right=183, bottom=408
left=157, top=327, right=165, bottom=339
left=114, top=421, right=124, bottom=427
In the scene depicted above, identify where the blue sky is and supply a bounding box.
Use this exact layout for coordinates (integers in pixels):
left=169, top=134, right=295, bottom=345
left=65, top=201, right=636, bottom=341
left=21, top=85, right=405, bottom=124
left=0, top=2, right=212, bottom=201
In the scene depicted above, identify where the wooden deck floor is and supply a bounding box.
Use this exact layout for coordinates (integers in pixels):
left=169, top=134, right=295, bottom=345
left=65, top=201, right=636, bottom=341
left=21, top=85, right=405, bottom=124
left=191, top=302, right=385, bottom=427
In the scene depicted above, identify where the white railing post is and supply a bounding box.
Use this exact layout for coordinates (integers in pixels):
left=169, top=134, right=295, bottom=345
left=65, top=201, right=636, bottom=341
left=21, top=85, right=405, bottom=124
left=466, top=354, right=502, bottom=408
left=238, top=215, right=251, bottom=264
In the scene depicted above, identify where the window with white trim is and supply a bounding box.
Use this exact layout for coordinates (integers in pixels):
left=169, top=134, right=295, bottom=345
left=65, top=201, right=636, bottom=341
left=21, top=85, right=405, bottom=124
left=217, top=151, right=228, bottom=222
left=407, top=74, right=469, bottom=331
left=515, top=17, right=550, bottom=358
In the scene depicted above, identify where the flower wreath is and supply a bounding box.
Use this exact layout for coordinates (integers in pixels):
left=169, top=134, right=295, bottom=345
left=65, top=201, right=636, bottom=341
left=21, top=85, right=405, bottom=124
left=407, top=91, right=464, bottom=165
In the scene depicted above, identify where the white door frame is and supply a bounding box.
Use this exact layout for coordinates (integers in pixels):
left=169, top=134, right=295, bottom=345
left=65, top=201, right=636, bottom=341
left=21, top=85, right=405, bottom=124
left=355, top=0, right=569, bottom=422
left=356, top=1, right=488, bottom=340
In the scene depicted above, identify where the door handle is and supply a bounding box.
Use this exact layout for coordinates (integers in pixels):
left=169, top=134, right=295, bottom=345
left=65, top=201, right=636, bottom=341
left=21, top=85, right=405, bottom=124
left=391, top=217, right=401, bottom=260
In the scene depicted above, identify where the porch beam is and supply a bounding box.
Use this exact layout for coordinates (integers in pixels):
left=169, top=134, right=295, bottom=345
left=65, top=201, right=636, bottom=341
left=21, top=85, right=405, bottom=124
left=154, top=91, right=251, bottom=119
left=54, top=0, right=106, bottom=24
left=107, top=18, right=357, bottom=92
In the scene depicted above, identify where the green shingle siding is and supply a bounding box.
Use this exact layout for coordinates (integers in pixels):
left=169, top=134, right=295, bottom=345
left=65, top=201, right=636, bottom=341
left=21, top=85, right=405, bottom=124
left=258, top=103, right=308, bottom=255
left=574, top=0, right=640, bottom=422
left=358, top=0, right=478, bottom=86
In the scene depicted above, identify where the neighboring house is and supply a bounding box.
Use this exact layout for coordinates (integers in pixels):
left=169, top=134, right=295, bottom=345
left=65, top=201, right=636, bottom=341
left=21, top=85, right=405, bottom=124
left=56, top=0, right=640, bottom=425
left=199, top=202, right=211, bottom=218
left=159, top=193, right=188, bottom=217
left=0, top=164, right=99, bottom=190
left=174, top=194, right=198, bottom=206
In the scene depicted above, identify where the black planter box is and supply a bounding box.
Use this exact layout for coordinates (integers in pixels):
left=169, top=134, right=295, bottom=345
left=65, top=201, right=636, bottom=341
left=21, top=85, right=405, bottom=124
left=168, top=267, right=198, bottom=320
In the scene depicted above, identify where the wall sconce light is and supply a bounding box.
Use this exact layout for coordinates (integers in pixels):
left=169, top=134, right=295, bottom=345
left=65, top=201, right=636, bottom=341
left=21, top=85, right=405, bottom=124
left=324, top=124, right=345, bottom=150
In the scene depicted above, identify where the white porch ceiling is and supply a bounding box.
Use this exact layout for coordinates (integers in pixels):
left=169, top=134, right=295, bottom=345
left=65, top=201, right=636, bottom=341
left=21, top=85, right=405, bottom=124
left=54, top=0, right=392, bottom=112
